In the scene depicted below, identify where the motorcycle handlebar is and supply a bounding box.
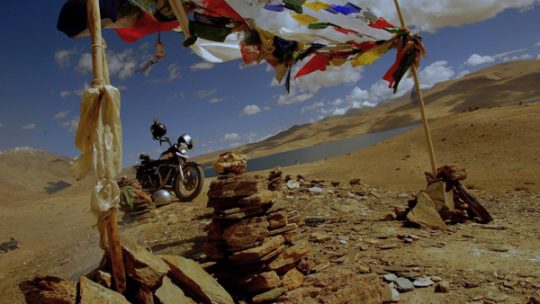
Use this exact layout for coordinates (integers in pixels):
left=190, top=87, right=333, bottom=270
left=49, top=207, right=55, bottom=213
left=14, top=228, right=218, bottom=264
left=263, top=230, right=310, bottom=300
left=158, top=137, right=173, bottom=147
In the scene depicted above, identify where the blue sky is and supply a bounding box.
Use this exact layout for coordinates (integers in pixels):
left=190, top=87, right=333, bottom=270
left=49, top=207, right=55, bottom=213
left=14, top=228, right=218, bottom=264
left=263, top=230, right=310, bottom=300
left=1, top=1, right=539, bottom=166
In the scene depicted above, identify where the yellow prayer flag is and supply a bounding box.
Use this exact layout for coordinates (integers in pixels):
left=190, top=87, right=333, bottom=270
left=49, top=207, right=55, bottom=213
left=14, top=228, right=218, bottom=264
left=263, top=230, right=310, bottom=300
left=351, top=41, right=393, bottom=67
left=304, top=1, right=331, bottom=11
left=330, top=57, right=348, bottom=67
left=291, top=13, right=319, bottom=26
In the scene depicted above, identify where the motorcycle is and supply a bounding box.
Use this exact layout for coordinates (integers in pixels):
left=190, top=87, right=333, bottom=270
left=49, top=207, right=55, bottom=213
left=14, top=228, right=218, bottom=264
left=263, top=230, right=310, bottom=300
left=135, top=119, right=204, bottom=202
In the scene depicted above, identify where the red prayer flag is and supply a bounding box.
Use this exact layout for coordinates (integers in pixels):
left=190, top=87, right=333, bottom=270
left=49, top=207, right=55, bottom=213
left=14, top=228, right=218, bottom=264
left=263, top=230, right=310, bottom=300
left=348, top=40, right=377, bottom=52
left=383, top=51, right=406, bottom=88
left=334, top=27, right=359, bottom=35
left=115, top=13, right=179, bottom=43
left=369, top=17, right=397, bottom=30
left=202, top=0, right=244, bottom=21
left=295, top=54, right=331, bottom=79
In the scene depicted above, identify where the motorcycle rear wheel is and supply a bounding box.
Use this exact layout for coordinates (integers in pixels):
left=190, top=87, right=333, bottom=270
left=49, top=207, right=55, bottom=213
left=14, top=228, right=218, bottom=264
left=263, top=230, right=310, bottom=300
left=174, top=162, right=204, bottom=202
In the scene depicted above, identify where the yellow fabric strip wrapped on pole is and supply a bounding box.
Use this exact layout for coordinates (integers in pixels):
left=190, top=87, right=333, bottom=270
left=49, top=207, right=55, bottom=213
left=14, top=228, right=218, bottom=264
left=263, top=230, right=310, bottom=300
left=70, top=0, right=126, bottom=294
left=392, top=0, right=438, bottom=176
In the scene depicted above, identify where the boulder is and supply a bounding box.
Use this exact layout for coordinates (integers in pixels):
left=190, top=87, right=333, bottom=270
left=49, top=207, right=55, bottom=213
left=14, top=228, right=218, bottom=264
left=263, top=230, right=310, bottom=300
left=155, top=277, right=196, bottom=304
left=91, top=271, right=112, bottom=289
left=252, top=287, right=286, bottom=304
left=122, top=240, right=170, bottom=288
left=282, top=230, right=300, bottom=243
left=269, top=240, right=311, bottom=270
left=268, top=223, right=298, bottom=236
left=79, top=276, right=129, bottom=304
left=437, top=165, right=467, bottom=182
left=267, top=211, right=288, bottom=229
left=238, top=190, right=277, bottom=206
left=207, top=222, right=223, bottom=242
left=208, top=175, right=265, bottom=199
left=406, top=191, right=446, bottom=230
left=222, top=216, right=269, bottom=248
left=213, top=152, right=247, bottom=174
left=202, top=241, right=225, bottom=260
left=239, top=271, right=282, bottom=293
left=161, top=255, right=234, bottom=304
left=426, top=181, right=454, bottom=215
left=214, top=205, right=268, bottom=221
left=135, top=287, right=154, bottom=304
left=282, top=269, right=304, bottom=290
left=229, top=235, right=285, bottom=262
left=19, top=275, right=77, bottom=304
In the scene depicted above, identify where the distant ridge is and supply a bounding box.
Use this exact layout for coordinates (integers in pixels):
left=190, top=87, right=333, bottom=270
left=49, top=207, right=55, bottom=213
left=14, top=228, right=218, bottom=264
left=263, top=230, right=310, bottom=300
left=195, top=60, right=540, bottom=165
left=0, top=147, right=75, bottom=204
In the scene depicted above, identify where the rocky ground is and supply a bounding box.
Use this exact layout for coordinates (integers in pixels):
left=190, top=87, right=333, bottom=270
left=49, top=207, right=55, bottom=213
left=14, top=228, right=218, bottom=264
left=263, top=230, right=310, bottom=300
left=116, top=175, right=539, bottom=304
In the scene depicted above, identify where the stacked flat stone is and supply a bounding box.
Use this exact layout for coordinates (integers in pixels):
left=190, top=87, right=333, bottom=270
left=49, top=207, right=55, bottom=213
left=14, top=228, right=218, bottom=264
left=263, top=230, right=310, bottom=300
left=203, top=153, right=310, bottom=303
left=267, top=168, right=283, bottom=191
left=19, top=240, right=234, bottom=304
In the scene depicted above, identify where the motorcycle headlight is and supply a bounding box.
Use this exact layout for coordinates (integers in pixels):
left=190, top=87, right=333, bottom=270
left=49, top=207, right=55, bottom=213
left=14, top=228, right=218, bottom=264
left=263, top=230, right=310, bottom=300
left=178, top=134, right=193, bottom=150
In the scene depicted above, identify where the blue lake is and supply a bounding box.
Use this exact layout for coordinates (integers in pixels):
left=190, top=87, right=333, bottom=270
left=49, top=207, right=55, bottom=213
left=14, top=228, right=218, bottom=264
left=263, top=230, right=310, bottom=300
left=204, top=124, right=418, bottom=178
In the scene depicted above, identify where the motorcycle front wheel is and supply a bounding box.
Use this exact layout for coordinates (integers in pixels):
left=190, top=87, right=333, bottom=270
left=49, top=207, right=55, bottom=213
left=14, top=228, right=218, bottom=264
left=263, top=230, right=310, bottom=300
left=174, top=162, right=204, bottom=202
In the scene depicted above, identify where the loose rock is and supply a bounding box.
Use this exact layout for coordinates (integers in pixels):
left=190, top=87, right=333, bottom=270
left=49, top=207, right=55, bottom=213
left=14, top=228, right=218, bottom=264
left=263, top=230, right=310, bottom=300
left=162, top=255, right=234, bottom=304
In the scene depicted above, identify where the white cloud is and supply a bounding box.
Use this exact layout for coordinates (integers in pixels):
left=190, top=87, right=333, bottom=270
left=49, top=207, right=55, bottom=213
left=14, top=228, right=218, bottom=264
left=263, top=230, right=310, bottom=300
left=190, top=61, right=214, bottom=71
left=502, top=53, right=533, bottom=62
left=224, top=133, right=241, bottom=141
left=333, top=99, right=344, bottom=106
left=320, top=60, right=456, bottom=118
left=263, top=106, right=271, bottom=111
left=195, top=89, right=217, bottom=99
left=241, top=104, right=262, bottom=116
left=168, top=63, right=181, bottom=81
left=275, top=62, right=363, bottom=106
left=54, top=111, right=70, bottom=120
left=0, top=123, right=3, bottom=128
left=537, top=54, right=540, bottom=60
left=172, top=91, right=186, bottom=99
left=22, top=123, right=36, bottom=130
left=59, top=82, right=89, bottom=98
left=60, top=117, right=80, bottom=133
left=466, top=54, right=495, bottom=66
left=301, top=101, right=325, bottom=114
left=78, top=49, right=138, bottom=79
left=535, top=41, right=540, bottom=47
left=54, top=49, right=78, bottom=68
left=277, top=92, right=314, bottom=105
left=209, top=97, right=223, bottom=104
left=419, top=60, right=455, bottom=88
left=457, top=70, right=470, bottom=78
left=363, top=0, right=540, bottom=33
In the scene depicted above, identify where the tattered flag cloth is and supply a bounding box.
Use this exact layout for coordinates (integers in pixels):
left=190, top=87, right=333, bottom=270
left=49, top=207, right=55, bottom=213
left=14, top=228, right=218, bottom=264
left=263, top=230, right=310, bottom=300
left=58, top=0, right=426, bottom=93
left=116, top=12, right=179, bottom=42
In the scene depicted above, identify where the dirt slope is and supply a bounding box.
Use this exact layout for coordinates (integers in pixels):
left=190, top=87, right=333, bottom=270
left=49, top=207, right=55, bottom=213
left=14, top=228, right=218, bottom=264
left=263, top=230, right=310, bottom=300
left=290, top=104, right=540, bottom=193
left=0, top=147, right=75, bottom=204
left=195, top=60, right=540, bottom=165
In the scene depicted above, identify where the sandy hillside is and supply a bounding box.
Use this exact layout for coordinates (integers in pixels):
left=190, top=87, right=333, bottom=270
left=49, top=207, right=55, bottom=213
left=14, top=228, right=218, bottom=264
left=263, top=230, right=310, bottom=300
left=195, top=60, right=540, bottom=165
left=0, top=147, right=75, bottom=204
left=288, top=104, right=540, bottom=193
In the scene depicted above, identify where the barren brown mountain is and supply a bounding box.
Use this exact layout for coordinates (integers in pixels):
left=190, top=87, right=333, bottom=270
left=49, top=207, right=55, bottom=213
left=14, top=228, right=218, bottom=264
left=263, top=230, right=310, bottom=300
left=195, top=60, right=540, bottom=165
left=0, top=147, right=75, bottom=204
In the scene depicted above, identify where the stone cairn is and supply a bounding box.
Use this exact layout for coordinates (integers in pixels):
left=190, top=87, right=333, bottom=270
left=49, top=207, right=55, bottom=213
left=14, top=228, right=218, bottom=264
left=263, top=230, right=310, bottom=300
left=203, top=152, right=311, bottom=303
left=19, top=239, right=234, bottom=304
left=267, top=168, right=283, bottom=191
left=393, top=165, right=493, bottom=230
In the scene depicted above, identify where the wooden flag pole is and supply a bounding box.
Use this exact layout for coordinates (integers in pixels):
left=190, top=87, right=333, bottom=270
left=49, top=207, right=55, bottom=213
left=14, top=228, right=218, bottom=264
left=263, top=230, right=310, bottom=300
left=87, top=0, right=126, bottom=294
left=169, top=0, right=191, bottom=38
left=393, top=0, right=438, bottom=176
